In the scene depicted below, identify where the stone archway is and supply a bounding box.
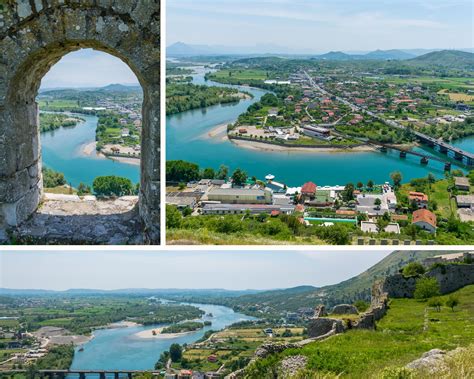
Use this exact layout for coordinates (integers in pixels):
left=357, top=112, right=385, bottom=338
left=0, top=1, right=160, bottom=243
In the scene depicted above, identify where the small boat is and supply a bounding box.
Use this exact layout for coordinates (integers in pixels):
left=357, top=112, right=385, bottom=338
left=78, top=347, right=84, bottom=352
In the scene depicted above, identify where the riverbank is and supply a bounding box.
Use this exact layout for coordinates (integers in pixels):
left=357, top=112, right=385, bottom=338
left=81, top=141, right=140, bottom=166
left=230, top=137, right=377, bottom=153
left=132, top=327, right=196, bottom=340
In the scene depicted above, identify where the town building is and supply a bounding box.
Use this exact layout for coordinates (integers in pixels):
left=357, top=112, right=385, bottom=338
left=302, top=125, right=331, bottom=140
left=202, top=203, right=295, bottom=215
left=456, top=194, right=474, bottom=208
left=301, top=181, right=317, bottom=200
left=408, top=192, right=428, bottom=208
left=207, top=188, right=272, bottom=204
left=412, top=209, right=437, bottom=234
left=360, top=221, right=401, bottom=234
left=454, top=176, right=471, bottom=191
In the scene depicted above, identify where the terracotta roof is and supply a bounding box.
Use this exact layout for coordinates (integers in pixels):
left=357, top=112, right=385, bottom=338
left=295, top=204, right=305, bottom=212
left=412, top=209, right=437, bottom=227
left=301, top=181, right=317, bottom=194
left=409, top=191, right=428, bottom=202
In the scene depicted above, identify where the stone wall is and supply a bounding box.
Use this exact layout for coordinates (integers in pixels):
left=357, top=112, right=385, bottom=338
left=0, top=0, right=160, bottom=243
left=381, top=264, right=474, bottom=298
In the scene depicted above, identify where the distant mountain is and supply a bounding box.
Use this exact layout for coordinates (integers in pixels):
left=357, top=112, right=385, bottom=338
left=101, top=83, right=141, bottom=92
left=317, top=51, right=354, bottom=61
left=407, top=50, right=474, bottom=70
left=365, top=49, right=415, bottom=60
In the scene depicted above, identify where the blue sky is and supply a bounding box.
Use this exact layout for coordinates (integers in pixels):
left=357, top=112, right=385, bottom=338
left=167, top=0, right=473, bottom=52
left=40, top=49, right=139, bottom=89
left=0, top=250, right=389, bottom=291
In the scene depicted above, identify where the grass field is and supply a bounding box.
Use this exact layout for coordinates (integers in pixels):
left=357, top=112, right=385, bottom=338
left=398, top=179, right=457, bottom=219
left=38, top=99, right=81, bottom=109
left=210, top=69, right=268, bottom=81
left=438, top=89, right=474, bottom=102
left=245, top=284, right=474, bottom=378
left=178, top=327, right=305, bottom=373
left=166, top=228, right=325, bottom=245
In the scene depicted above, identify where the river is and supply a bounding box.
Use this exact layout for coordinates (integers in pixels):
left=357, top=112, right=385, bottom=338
left=69, top=303, right=253, bottom=370
left=167, top=68, right=472, bottom=187
left=41, top=113, right=140, bottom=187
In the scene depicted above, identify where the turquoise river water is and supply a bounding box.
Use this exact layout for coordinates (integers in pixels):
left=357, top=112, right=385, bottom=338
left=167, top=71, right=473, bottom=186
left=41, top=113, right=140, bottom=187
left=69, top=303, right=253, bottom=370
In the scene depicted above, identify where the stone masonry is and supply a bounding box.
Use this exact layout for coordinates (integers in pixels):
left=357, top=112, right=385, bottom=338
left=0, top=0, right=160, bottom=243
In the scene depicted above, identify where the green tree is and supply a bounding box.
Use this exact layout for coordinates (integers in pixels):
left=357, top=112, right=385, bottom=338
left=77, top=182, right=91, bottom=196
left=231, top=168, right=248, bottom=187
left=202, top=167, right=216, bottom=179
left=390, top=171, right=403, bottom=188
left=216, top=164, right=229, bottom=180
left=92, top=176, right=133, bottom=196
left=342, top=183, right=355, bottom=202
left=414, top=277, right=440, bottom=300
left=42, top=167, right=66, bottom=188
left=402, top=262, right=426, bottom=277
left=169, top=343, right=183, bottom=362
left=166, top=160, right=200, bottom=183
left=428, top=297, right=442, bottom=312
left=357, top=182, right=364, bottom=190
left=354, top=300, right=370, bottom=312
left=445, top=295, right=459, bottom=311
left=367, top=180, right=374, bottom=190
left=166, top=205, right=182, bottom=228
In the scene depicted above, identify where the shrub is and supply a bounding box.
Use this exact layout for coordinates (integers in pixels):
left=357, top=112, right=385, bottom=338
left=92, top=176, right=133, bottom=196
left=402, top=262, right=426, bottom=278
left=379, top=366, right=414, bottom=379
left=427, top=297, right=442, bottom=312
left=354, top=300, right=370, bottom=313
left=414, top=277, right=440, bottom=300
left=445, top=295, right=459, bottom=311
left=42, top=166, right=66, bottom=188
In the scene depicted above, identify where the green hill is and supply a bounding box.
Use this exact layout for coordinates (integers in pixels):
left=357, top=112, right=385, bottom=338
left=225, top=251, right=448, bottom=313
left=245, top=284, right=474, bottom=378
left=407, top=50, right=474, bottom=70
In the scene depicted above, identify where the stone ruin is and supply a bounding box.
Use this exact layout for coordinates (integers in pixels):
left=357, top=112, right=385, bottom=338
left=0, top=0, right=160, bottom=244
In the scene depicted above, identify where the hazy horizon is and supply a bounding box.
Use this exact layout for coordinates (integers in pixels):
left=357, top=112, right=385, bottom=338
left=0, top=250, right=390, bottom=291
left=167, top=0, right=473, bottom=53
left=40, top=49, right=140, bottom=89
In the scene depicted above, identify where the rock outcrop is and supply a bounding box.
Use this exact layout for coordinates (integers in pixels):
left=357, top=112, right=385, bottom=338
left=307, top=317, right=345, bottom=338
left=331, top=304, right=359, bottom=315
left=279, top=355, right=308, bottom=378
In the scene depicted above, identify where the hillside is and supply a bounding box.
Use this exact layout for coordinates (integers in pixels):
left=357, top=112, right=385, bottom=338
left=245, top=284, right=474, bottom=378
left=222, top=250, right=447, bottom=312
left=407, top=50, right=474, bottom=70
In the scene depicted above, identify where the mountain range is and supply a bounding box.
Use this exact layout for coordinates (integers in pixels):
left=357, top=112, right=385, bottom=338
left=167, top=42, right=474, bottom=60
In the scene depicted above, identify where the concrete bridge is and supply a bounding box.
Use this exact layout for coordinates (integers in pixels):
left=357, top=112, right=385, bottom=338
left=412, top=131, right=474, bottom=167
left=0, top=370, right=160, bottom=379
left=368, top=140, right=452, bottom=170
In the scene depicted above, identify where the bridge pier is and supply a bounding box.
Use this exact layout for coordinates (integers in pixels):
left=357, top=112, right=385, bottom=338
left=420, top=157, right=428, bottom=165
left=128, top=373, right=133, bottom=379
left=399, top=151, right=406, bottom=158
left=100, top=372, right=106, bottom=379
left=114, top=372, right=120, bottom=379
left=454, top=152, right=463, bottom=161
left=79, top=374, right=86, bottom=379
left=439, top=146, right=448, bottom=154
left=444, top=162, right=451, bottom=171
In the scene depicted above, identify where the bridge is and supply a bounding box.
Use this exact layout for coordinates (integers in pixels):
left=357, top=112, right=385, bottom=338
left=0, top=370, right=160, bottom=379
left=412, top=131, right=474, bottom=166
left=368, top=140, right=452, bottom=170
